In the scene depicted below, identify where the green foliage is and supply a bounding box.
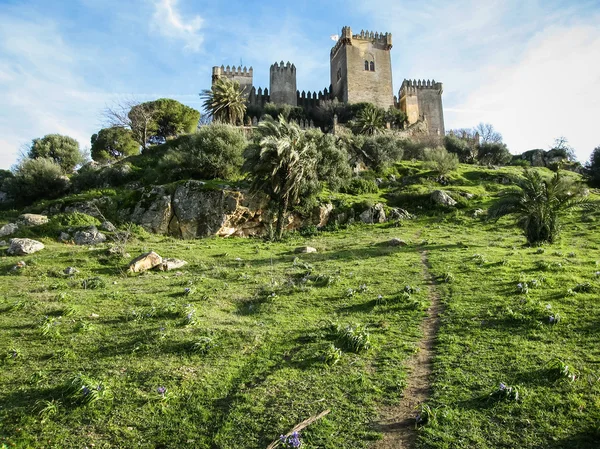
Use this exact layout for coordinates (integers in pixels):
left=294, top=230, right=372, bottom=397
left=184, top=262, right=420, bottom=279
left=261, top=103, right=306, bottom=122
left=588, top=146, right=600, bottom=187
left=200, top=78, right=247, bottom=125
left=444, top=134, right=476, bottom=163
left=91, top=127, right=139, bottom=162
left=424, top=147, right=459, bottom=175
left=243, top=115, right=318, bottom=239
left=351, top=104, right=386, bottom=135
left=488, top=169, right=592, bottom=245
left=152, top=98, right=201, bottom=139
left=28, top=134, right=83, bottom=172
left=157, top=124, right=247, bottom=181
left=333, top=323, right=371, bottom=353
left=386, top=106, right=407, bottom=129
left=71, top=161, right=136, bottom=191
left=478, top=142, right=512, bottom=166
left=4, top=158, right=69, bottom=205
left=340, top=178, right=379, bottom=195
left=304, top=130, right=352, bottom=191
left=361, top=134, right=405, bottom=170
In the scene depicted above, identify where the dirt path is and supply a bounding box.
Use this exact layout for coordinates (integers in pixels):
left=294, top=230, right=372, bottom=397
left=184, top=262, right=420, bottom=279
left=372, top=249, right=442, bottom=449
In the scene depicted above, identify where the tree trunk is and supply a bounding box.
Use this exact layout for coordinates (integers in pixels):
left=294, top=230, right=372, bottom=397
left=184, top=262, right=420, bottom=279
left=275, top=197, right=288, bottom=241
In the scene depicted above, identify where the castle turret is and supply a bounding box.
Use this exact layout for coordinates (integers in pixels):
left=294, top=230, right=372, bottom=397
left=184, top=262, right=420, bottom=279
left=269, top=61, right=297, bottom=106
left=330, top=26, right=394, bottom=109
left=399, top=79, right=445, bottom=136
left=212, top=65, right=253, bottom=97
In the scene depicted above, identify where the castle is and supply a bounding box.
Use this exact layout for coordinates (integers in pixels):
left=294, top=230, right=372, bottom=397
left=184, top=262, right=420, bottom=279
left=211, top=26, right=445, bottom=136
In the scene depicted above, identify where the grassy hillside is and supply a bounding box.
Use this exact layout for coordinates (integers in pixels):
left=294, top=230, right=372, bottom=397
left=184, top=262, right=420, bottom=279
left=1, top=162, right=599, bottom=448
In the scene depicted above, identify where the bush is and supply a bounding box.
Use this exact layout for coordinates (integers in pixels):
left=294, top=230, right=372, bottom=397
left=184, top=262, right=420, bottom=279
left=478, top=142, right=512, bottom=165
left=424, top=147, right=459, bottom=175
left=157, top=124, right=246, bottom=182
left=361, top=134, right=405, bottom=170
left=444, top=134, right=476, bottom=163
left=71, top=162, right=136, bottom=191
left=340, top=178, right=379, bottom=195
left=304, top=130, right=351, bottom=191
left=4, top=158, right=70, bottom=205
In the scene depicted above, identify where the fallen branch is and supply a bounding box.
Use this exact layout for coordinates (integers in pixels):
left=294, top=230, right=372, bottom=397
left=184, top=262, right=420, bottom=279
left=266, top=409, right=331, bottom=449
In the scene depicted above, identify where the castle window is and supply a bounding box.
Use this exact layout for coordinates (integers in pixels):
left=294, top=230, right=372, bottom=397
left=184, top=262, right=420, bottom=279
left=370, top=61, right=375, bottom=71
left=364, top=60, right=369, bottom=71
left=337, top=68, right=342, bottom=81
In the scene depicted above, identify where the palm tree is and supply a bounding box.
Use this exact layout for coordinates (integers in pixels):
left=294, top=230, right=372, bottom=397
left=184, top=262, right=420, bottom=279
left=488, top=169, right=592, bottom=245
left=351, top=104, right=386, bottom=135
left=243, top=116, right=317, bottom=240
left=200, top=78, right=247, bottom=125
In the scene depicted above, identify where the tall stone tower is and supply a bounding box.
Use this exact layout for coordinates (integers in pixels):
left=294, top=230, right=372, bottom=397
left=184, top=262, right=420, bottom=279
left=212, top=65, right=254, bottom=96
left=330, top=26, right=394, bottom=110
left=269, top=61, right=297, bottom=106
left=399, top=79, right=445, bottom=136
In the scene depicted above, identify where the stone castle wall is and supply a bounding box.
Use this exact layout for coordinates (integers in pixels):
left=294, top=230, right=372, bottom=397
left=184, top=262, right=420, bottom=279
left=270, top=62, right=297, bottom=106
left=400, top=79, right=445, bottom=136
left=212, top=65, right=253, bottom=96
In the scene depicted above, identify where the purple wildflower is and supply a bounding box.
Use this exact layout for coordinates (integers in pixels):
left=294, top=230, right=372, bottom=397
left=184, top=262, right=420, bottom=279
left=82, top=386, right=91, bottom=396
left=157, top=386, right=166, bottom=395
left=499, top=382, right=506, bottom=391
left=288, top=431, right=301, bottom=448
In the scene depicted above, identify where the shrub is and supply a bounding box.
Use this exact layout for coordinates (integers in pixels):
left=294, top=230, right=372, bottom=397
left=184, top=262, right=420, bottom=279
left=157, top=124, right=246, bottom=181
left=424, top=147, right=459, bottom=175
left=304, top=130, right=352, bottom=191
left=478, top=142, right=512, bottom=165
left=361, top=134, right=405, bottom=170
left=340, top=178, right=379, bottom=195
left=444, top=134, right=476, bottom=163
left=4, top=158, right=70, bottom=205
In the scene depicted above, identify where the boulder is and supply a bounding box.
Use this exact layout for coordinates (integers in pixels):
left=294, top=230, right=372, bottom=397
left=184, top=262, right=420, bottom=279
left=0, top=240, right=7, bottom=246
left=375, top=178, right=384, bottom=186
left=388, top=238, right=408, bottom=247
left=7, top=238, right=44, bottom=255
left=130, top=186, right=173, bottom=234
left=295, top=246, right=317, bottom=254
left=129, top=251, right=163, bottom=273
left=473, top=209, right=485, bottom=218
left=59, top=232, right=71, bottom=242
left=389, top=208, right=415, bottom=220
left=156, top=258, right=188, bottom=271
left=311, top=203, right=334, bottom=228
left=0, top=223, right=18, bottom=237
left=18, top=214, right=49, bottom=227
left=431, top=190, right=457, bottom=207
left=100, top=221, right=117, bottom=232
left=64, top=267, right=79, bottom=276
left=73, top=226, right=107, bottom=245
left=359, top=203, right=386, bottom=224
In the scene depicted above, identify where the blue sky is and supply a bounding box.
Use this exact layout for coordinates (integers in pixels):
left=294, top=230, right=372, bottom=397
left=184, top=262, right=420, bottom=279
left=0, top=0, right=599, bottom=168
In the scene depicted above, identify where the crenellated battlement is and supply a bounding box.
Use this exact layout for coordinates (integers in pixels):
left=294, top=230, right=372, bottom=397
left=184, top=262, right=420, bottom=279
left=296, top=87, right=331, bottom=110
left=331, top=26, right=392, bottom=56
left=270, top=61, right=296, bottom=73
left=212, top=65, right=253, bottom=80
left=399, top=79, right=443, bottom=96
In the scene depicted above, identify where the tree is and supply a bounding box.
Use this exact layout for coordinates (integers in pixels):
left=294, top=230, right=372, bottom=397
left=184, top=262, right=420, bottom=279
left=588, top=146, right=600, bottom=187
left=548, top=136, right=576, bottom=162
left=104, top=98, right=200, bottom=151
left=386, top=107, right=407, bottom=129
left=351, top=104, right=386, bottom=135
left=304, top=130, right=351, bottom=191
left=28, top=134, right=83, bottom=172
left=243, top=116, right=318, bottom=240
left=200, top=78, right=247, bottom=125
left=361, top=134, right=404, bottom=170
left=91, top=127, right=139, bottom=163
left=488, top=170, right=591, bottom=245
left=478, top=142, right=512, bottom=165
left=475, top=123, right=503, bottom=144
left=152, top=98, right=201, bottom=140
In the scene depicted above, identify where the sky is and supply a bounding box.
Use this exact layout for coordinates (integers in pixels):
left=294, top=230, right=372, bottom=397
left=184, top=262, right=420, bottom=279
left=0, top=0, right=599, bottom=169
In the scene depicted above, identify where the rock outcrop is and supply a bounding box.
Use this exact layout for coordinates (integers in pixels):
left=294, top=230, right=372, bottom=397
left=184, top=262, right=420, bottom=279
left=359, top=203, right=386, bottom=224
left=73, top=226, right=107, bottom=245
left=129, top=251, right=163, bottom=273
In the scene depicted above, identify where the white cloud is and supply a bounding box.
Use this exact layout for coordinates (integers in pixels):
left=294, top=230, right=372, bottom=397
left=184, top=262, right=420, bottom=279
left=151, top=0, right=203, bottom=52
left=0, top=17, right=107, bottom=168
left=352, top=0, right=600, bottom=162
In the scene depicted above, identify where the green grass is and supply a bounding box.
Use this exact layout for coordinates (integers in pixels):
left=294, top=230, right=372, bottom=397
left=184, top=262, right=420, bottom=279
left=1, top=162, right=599, bottom=448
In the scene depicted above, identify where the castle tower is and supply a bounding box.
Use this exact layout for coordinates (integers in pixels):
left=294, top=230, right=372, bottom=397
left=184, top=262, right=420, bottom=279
left=330, top=26, right=394, bottom=110
left=211, top=65, right=253, bottom=97
left=399, top=79, right=445, bottom=136
left=269, top=61, right=297, bottom=106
